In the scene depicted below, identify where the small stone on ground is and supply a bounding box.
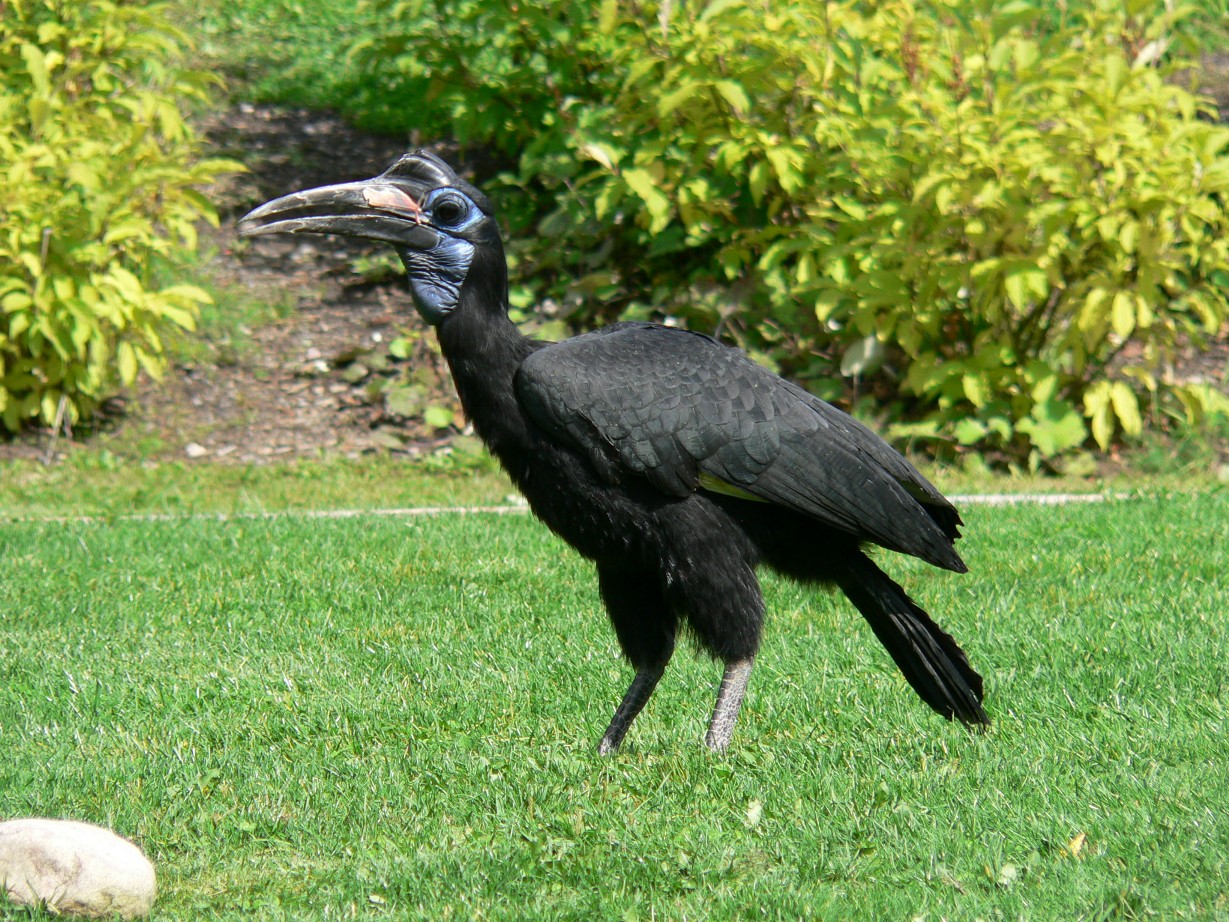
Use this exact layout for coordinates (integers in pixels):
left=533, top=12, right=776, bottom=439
left=0, top=818, right=155, bottom=919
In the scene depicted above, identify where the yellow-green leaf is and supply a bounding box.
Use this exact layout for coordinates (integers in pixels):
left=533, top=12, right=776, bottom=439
left=814, top=289, right=843, bottom=322
left=1078, top=287, right=1109, bottom=332
left=1109, top=381, right=1142, bottom=437
left=598, top=0, right=620, bottom=34
left=1005, top=265, right=1045, bottom=310
left=963, top=373, right=989, bottom=408
left=623, top=168, right=672, bottom=232
left=700, top=0, right=744, bottom=22
left=1030, top=373, right=1058, bottom=403
left=1084, top=381, right=1114, bottom=450
left=795, top=252, right=816, bottom=286
left=714, top=80, right=750, bottom=115
left=158, top=304, right=197, bottom=331
left=764, top=147, right=802, bottom=193
left=424, top=405, right=454, bottom=429
left=136, top=347, right=165, bottom=382
left=748, top=160, right=770, bottom=206
left=159, top=283, right=212, bottom=305
left=21, top=43, right=50, bottom=95
left=1111, top=291, right=1136, bottom=338
left=1104, top=53, right=1126, bottom=97
left=67, top=162, right=102, bottom=193
left=117, top=341, right=138, bottom=385
left=579, top=142, right=619, bottom=172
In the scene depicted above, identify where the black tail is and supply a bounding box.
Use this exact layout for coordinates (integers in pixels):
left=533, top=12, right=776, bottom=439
left=836, top=553, right=988, bottom=728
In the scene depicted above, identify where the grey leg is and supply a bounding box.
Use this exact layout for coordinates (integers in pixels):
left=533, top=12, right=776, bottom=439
left=598, top=665, right=665, bottom=755
left=704, top=657, right=755, bottom=752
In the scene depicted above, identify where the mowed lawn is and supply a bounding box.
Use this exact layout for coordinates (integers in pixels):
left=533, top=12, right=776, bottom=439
left=1, top=492, right=1226, bottom=919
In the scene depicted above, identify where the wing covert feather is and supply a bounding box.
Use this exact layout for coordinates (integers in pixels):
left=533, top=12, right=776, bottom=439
left=514, top=322, right=962, bottom=568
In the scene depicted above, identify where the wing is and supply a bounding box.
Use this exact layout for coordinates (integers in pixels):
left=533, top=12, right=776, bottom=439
left=515, top=322, right=963, bottom=570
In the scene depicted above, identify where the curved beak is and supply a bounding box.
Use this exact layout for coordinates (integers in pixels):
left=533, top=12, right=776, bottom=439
left=237, top=177, right=441, bottom=250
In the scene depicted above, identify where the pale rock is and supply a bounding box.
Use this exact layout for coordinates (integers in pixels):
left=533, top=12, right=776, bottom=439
left=0, top=818, right=156, bottom=919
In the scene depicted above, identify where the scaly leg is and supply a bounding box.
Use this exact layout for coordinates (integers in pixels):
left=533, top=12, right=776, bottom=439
left=596, top=563, right=676, bottom=755
left=598, top=664, right=665, bottom=755
left=704, top=657, right=755, bottom=752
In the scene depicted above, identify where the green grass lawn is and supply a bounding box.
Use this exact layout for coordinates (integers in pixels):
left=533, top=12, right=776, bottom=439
left=3, top=447, right=1224, bottom=523
left=2, top=491, right=1226, bottom=919
left=0, top=455, right=516, bottom=521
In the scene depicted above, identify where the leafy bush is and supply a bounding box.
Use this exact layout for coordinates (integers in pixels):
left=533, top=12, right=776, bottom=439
left=350, top=0, right=613, bottom=152
left=166, top=0, right=378, bottom=114
left=353, top=0, right=1229, bottom=464
left=0, top=0, right=236, bottom=432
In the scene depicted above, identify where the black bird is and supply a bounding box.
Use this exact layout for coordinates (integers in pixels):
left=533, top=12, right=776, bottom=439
left=238, top=151, right=988, bottom=752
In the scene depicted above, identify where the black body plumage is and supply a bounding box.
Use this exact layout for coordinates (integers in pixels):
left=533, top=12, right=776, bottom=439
left=238, top=151, right=988, bottom=752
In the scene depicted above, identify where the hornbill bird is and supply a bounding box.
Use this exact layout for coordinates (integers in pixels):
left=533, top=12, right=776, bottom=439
left=238, top=151, right=989, bottom=753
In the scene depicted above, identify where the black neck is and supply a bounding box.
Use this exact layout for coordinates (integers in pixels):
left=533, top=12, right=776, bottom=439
left=433, top=254, right=539, bottom=458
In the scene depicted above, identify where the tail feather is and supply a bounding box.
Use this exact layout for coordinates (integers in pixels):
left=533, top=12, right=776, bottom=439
left=836, top=554, right=988, bottom=727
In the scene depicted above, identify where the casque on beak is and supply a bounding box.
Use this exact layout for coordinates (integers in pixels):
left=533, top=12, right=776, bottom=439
left=237, top=175, right=442, bottom=250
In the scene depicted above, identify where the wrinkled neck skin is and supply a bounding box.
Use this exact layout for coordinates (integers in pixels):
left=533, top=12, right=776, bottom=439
left=397, top=237, right=474, bottom=326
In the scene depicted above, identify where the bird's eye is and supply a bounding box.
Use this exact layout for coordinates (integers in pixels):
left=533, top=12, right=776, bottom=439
left=433, top=194, right=468, bottom=227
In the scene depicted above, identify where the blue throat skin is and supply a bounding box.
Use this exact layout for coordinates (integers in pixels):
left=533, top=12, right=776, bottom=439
left=398, top=185, right=486, bottom=325
left=399, top=236, right=474, bottom=326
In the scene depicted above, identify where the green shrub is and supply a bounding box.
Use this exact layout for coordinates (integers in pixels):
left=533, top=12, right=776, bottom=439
left=796, top=1, right=1229, bottom=463
left=353, top=0, right=1229, bottom=464
left=0, top=0, right=236, bottom=433
left=166, top=0, right=379, bottom=114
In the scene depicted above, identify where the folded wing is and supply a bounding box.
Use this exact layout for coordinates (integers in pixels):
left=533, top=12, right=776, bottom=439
left=515, top=322, right=964, bottom=571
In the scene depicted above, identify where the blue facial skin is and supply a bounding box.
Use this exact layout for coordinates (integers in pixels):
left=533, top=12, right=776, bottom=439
left=398, top=188, right=482, bottom=326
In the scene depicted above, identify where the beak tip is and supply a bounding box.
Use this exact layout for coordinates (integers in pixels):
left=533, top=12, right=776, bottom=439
left=236, top=206, right=297, bottom=239
left=236, top=197, right=288, bottom=236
